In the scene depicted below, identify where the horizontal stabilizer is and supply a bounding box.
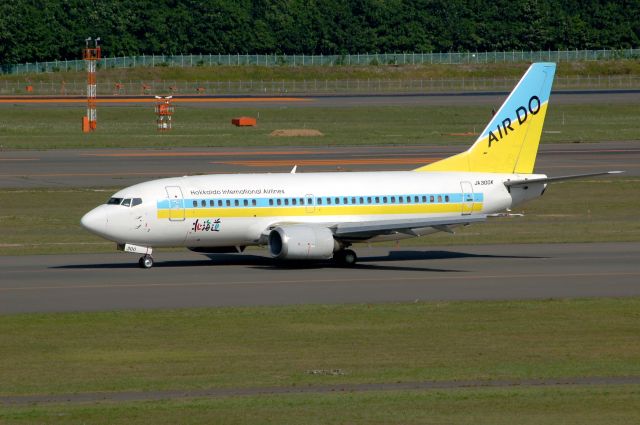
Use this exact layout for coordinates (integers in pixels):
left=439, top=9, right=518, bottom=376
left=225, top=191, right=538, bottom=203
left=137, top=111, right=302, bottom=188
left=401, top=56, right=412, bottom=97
left=504, top=171, right=623, bottom=188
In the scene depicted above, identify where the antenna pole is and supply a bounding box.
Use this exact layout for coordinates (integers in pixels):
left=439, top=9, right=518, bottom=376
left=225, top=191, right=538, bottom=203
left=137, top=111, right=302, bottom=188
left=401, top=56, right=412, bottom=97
left=82, top=37, right=101, bottom=132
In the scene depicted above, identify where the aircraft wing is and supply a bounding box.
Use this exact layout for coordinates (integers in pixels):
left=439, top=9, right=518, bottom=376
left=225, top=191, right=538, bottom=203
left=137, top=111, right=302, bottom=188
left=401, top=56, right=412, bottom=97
left=332, top=215, right=487, bottom=240
left=504, top=171, right=623, bottom=188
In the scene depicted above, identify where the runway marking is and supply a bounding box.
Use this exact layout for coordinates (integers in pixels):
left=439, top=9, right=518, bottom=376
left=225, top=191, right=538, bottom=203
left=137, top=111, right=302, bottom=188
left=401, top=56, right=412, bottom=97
left=0, top=158, right=39, bottom=161
left=212, top=158, right=439, bottom=166
left=80, top=150, right=333, bottom=157
left=0, top=97, right=310, bottom=104
left=2, top=271, right=639, bottom=292
left=171, top=97, right=312, bottom=103
left=0, top=171, right=224, bottom=178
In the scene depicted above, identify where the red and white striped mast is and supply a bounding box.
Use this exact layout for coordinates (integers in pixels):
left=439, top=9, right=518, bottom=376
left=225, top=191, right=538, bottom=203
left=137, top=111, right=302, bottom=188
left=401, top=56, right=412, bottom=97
left=82, top=37, right=101, bottom=132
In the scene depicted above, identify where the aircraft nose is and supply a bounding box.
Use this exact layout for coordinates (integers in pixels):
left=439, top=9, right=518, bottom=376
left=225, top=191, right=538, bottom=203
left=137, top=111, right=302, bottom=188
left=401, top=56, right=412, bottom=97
left=80, top=207, right=108, bottom=236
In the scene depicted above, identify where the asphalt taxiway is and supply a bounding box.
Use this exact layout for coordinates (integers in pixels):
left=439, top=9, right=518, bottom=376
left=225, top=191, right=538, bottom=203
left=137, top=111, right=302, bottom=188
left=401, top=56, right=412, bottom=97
left=1, top=141, right=638, bottom=188
left=1, top=242, right=638, bottom=314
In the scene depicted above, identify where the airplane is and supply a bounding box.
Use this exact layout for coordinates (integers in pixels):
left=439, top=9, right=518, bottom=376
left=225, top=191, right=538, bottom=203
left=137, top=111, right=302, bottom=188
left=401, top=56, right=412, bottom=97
left=81, top=62, right=620, bottom=268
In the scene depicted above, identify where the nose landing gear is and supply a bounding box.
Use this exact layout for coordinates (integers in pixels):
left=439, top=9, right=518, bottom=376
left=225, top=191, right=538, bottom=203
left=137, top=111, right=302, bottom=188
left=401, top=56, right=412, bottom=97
left=117, top=243, right=154, bottom=269
left=138, top=255, right=154, bottom=269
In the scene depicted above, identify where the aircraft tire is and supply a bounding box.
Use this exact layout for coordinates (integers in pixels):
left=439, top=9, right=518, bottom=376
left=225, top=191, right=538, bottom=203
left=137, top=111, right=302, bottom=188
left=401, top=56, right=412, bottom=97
left=139, top=255, right=154, bottom=269
left=335, top=249, right=357, bottom=266
left=343, top=249, right=357, bottom=266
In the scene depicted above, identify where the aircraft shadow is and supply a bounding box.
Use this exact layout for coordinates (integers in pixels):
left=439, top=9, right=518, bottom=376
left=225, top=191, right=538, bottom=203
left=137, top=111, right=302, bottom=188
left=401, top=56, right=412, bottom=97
left=51, top=253, right=273, bottom=270
left=249, top=250, right=543, bottom=272
left=52, top=250, right=543, bottom=271
left=361, top=250, right=542, bottom=262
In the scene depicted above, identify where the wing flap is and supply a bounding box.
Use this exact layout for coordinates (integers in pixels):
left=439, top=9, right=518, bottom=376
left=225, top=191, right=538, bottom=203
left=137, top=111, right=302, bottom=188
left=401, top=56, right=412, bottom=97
left=333, top=216, right=486, bottom=239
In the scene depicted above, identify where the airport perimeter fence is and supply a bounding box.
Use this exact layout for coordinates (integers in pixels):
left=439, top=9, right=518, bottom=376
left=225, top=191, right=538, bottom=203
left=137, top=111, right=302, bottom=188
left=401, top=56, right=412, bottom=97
left=1, top=75, right=638, bottom=96
left=2, top=49, right=640, bottom=75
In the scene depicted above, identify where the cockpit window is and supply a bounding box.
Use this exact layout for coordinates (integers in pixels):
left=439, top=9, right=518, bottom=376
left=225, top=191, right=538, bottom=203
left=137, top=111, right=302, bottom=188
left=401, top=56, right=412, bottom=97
left=107, top=197, right=123, bottom=205
left=121, top=198, right=132, bottom=207
left=132, top=198, right=143, bottom=207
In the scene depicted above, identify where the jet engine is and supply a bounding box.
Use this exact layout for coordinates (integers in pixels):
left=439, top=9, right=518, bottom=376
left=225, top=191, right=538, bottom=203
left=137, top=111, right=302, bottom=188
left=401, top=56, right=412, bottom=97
left=268, top=225, right=337, bottom=260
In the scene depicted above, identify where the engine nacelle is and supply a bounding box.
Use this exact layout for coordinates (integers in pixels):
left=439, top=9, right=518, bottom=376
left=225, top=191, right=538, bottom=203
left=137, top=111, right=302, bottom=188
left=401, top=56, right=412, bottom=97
left=268, top=225, right=337, bottom=260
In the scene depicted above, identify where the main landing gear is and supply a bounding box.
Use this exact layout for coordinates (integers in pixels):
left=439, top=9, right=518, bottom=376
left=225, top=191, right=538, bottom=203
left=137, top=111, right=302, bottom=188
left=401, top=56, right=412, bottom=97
left=138, top=255, right=154, bottom=269
left=334, top=249, right=357, bottom=266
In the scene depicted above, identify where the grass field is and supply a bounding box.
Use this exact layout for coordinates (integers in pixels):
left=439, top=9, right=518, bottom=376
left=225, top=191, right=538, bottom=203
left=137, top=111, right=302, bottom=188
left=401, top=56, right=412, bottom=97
left=3, top=386, right=640, bottom=424
left=3, top=60, right=640, bottom=84
left=1, top=103, right=639, bottom=150
left=0, top=178, right=638, bottom=256
left=1, top=298, right=639, bottom=423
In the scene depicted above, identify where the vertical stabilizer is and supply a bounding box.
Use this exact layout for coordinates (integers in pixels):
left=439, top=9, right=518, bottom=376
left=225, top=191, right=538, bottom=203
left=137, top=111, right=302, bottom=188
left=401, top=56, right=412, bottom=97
left=415, top=62, right=556, bottom=174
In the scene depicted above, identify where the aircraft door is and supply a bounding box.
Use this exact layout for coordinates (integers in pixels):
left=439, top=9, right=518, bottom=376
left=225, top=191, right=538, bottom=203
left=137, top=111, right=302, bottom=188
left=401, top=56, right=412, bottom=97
left=165, top=185, right=185, bottom=221
left=460, top=181, right=474, bottom=215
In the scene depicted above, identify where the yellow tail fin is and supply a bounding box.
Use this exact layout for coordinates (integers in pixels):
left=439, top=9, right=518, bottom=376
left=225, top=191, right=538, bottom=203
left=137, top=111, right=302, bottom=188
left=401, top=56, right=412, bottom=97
left=415, top=63, right=556, bottom=174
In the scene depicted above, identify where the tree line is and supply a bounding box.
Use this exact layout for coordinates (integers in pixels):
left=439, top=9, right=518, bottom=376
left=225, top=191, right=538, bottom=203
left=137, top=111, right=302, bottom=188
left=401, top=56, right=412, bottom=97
left=1, top=0, right=639, bottom=64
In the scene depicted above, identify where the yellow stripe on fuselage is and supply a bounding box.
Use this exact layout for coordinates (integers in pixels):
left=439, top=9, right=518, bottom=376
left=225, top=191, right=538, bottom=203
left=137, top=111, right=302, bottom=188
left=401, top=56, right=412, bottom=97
left=157, top=203, right=484, bottom=219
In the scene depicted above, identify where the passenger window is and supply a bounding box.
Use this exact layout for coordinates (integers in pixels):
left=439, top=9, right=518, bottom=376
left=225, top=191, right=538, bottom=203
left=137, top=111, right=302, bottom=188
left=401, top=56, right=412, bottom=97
left=300, top=198, right=305, bottom=204
left=383, top=197, right=388, bottom=203
left=234, top=200, right=239, bottom=206
left=269, top=199, right=274, bottom=206
left=422, top=196, right=426, bottom=203
left=437, top=195, right=442, bottom=203
left=317, top=198, right=322, bottom=205
left=327, top=198, right=332, bottom=205
left=243, top=199, right=248, bottom=206
left=367, top=197, right=372, bottom=204
left=359, top=197, right=364, bottom=204
left=335, top=197, right=340, bottom=205
left=192, top=200, right=197, bottom=208
left=284, top=199, right=289, bottom=206
left=252, top=199, right=257, bottom=206
left=390, top=196, right=395, bottom=203
left=132, top=198, right=143, bottom=207
left=445, top=195, right=450, bottom=202
left=218, top=200, right=223, bottom=207
left=226, top=200, right=231, bottom=207
left=415, top=196, right=419, bottom=203
left=375, top=197, right=379, bottom=203
left=430, top=195, right=435, bottom=203
left=209, top=200, right=214, bottom=207
left=292, top=199, right=297, bottom=205
left=277, top=199, right=282, bottom=206
left=343, top=197, right=348, bottom=204
left=201, top=200, right=206, bottom=207
left=399, top=197, right=404, bottom=204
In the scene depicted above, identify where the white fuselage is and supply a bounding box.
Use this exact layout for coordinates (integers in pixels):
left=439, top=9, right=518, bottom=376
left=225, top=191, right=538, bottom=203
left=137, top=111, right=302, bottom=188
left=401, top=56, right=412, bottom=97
left=81, top=170, right=546, bottom=249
